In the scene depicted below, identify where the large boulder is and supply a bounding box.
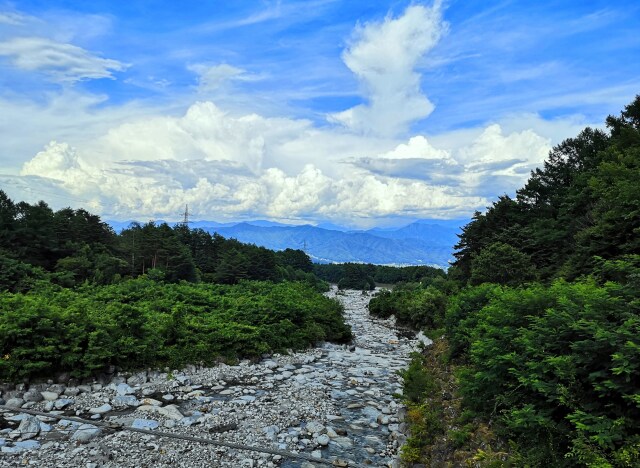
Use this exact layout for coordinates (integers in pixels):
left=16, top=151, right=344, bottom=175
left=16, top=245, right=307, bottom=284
left=12, top=416, right=40, bottom=440
left=71, top=424, right=101, bottom=443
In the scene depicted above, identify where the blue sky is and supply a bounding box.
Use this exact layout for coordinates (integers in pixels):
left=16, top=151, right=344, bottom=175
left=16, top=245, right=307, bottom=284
left=0, top=0, right=639, bottom=227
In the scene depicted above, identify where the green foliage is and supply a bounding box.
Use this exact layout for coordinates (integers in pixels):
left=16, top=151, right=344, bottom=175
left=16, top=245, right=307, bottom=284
left=470, top=242, right=534, bottom=286
left=387, top=97, right=640, bottom=466
left=452, top=280, right=640, bottom=466
left=0, top=191, right=321, bottom=290
left=337, top=263, right=375, bottom=290
left=399, top=352, right=439, bottom=403
left=444, top=283, right=502, bottom=359
left=0, top=252, right=49, bottom=293
left=0, top=279, right=352, bottom=380
left=276, top=248, right=313, bottom=273
left=400, top=402, right=444, bottom=463
left=369, top=282, right=447, bottom=331
left=453, top=96, right=640, bottom=284
left=314, top=262, right=445, bottom=286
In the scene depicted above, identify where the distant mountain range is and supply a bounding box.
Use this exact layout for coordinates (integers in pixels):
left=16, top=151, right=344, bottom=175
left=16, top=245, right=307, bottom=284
left=107, top=219, right=467, bottom=268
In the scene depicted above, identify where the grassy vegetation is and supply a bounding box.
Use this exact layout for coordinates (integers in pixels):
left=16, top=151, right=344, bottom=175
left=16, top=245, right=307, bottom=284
left=0, top=278, right=352, bottom=380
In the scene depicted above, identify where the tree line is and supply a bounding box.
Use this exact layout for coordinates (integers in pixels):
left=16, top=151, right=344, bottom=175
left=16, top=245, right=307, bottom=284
left=370, top=96, right=640, bottom=466
left=0, top=195, right=349, bottom=380
left=314, top=262, right=445, bottom=290
left=0, top=194, right=318, bottom=292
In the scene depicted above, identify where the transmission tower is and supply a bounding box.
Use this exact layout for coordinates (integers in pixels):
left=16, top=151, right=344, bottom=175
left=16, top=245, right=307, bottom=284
left=181, top=204, right=192, bottom=225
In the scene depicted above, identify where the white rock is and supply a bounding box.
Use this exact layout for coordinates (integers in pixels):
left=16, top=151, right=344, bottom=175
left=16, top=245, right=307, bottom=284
left=88, top=404, right=112, bottom=415
left=138, top=404, right=184, bottom=421
left=71, top=424, right=101, bottom=443
left=5, top=398, right=24, bottom=408
left=40, top=391, right=59, bottom=401
left=140, top=398, right=162, bottom=406
left=116, top=383, right=135, bottom=396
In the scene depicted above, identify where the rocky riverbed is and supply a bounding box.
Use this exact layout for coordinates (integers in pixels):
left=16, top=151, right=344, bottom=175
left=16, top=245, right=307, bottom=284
left=0, top=288, right=428, bottom=467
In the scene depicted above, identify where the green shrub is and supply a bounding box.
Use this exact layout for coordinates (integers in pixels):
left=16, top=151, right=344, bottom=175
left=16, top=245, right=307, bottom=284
left=0, top=279, right=352, bottom=380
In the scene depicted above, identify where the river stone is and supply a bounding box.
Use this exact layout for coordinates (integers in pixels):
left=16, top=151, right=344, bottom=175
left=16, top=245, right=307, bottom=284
left=317, top=434, right=330, bottom=446
left=64, top=387, right=80, bottom=397
left=377, top=415, right=390, bottom=425
left=40, top=391, right=59, bottom=401
left=1, top=446, right=25, bottom=454
left=13, top=415, right=40, bottom=440
left=140, top=398, right=162, bottom=406
left=54, top=398, right=74, bottom=410
left=5, top=397, right=24, bottom=408
left=71, top=424, right=101, bottom=443
left=131, top=419, right=159, bottom=430
left=116, top=383, right=135, bottom=396
left=89, top=403, right=112, bottom=415
left=127, top=372, right=147, bottom=386
left=326, top=414, right=343, bottom=421
left=113, top=395, right=139, bottom=407
left=332, top=436, right=353, bottom=448
left=138, top=404, right=184, bottom=420
left=15, top=440, right=40, bottom=450
left=305, top=421, right=325, bottom=434
left=22, top=391, right=43, bottom=403
left=262, top=425, right=279, bottom=441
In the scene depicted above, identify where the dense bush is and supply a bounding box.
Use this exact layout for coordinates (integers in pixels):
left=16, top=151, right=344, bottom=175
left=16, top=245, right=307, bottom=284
left=369, top=283, right=447, bottom=330
left=0, top=278, right=352, bottom=380
left=456, top=278, right=640, bottom=466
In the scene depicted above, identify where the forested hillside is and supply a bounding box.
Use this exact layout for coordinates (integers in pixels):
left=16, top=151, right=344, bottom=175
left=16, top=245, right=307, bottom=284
left=0, top=195, right=320, bottom=290
left=0, top=196, right=350, bottom=380
left=370, top=96, right=640, bottom=466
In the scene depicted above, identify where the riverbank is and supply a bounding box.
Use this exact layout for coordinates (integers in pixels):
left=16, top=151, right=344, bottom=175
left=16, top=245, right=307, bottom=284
left=0, top=287, right=422, bottom=467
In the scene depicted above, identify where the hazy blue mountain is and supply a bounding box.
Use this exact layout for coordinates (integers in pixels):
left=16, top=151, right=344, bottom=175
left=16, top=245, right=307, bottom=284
left=107, top=220, right=136, bottom=233
left=365, top=219, right=465, bottom=246
left=207, top=220, right=465, bottom=267
left=107, top=218, right=466, bottom=267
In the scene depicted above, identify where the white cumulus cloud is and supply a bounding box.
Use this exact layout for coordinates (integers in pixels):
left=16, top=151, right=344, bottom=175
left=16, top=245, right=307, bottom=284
left=328, top=2, right=447, bottom=136
left=11, top=97, right=558, bottom=226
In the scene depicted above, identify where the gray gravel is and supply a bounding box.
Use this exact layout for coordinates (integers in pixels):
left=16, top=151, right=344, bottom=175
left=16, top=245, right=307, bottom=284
left=0, top=287, right=425, bottom=467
